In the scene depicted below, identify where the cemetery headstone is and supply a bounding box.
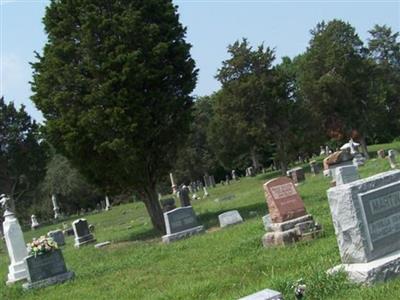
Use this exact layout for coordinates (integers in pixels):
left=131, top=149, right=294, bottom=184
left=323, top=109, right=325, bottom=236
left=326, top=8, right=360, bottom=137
left=31, top=215, right=40, bottom=230
left=178, top=185, right=191, bottom=207
left=335, top=165, right=359, bottom=186
left=48, top=230, right=65, bottom=246
left=203, top=186, right=209, bottom=198
left=287, top=167, right=305, bottom=184
left=309, top=160, right=320, bottom=176
left=388, top=150, right=397, bottom=169
left=232, top=169, right=238, bottom=181
left=238, top=288, right=283, bottom=300
left=377, top=149, right=385, bottom=159
left=51, top=194, right=61, bottom=220
left=22, top=249, right=74, bottom=290
left=72, top=219, right=96, bottom=248
left=327, top=170, right=400, bottom=284
left=262, top=214, right=271, bottom=231
left=162, top=206, right=204, bottom=243
left=1, top=195, right=28, bottom=283
left=320, top=146, right=326, bottom=156
left=218, top=210, right=243, bottom=228
left=262, top=177, right=322, bottom=247
left=323, top=150, right=354, bottom=177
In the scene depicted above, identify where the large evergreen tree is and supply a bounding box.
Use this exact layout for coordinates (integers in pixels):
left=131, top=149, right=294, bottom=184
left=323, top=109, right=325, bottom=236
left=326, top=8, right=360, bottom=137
left=297, top=20, right=378, bottom=157
left=31, top=0, right=197, bottom=233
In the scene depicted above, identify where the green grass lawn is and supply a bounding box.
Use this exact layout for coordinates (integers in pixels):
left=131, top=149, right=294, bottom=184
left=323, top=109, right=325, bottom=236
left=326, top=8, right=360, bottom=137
left=2, top=142, right=400, bottom=300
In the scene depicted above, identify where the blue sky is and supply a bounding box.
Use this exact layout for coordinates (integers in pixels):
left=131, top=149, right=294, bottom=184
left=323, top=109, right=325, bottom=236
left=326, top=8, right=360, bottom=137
left=1, top=0, right=399, bottom=122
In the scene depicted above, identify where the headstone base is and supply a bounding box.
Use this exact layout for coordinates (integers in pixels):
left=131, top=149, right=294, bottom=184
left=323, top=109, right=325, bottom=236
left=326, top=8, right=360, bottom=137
left=22, top=271, right=74, bottom=290
left=162, top=225, right=204, bottom=243
left=328, top=249, right=400, bottom=285
left=6, top=261, right=28, bottom=284
left=262, top=214, right=322, bottom=247
left=74, top=234, right=96, bottom=248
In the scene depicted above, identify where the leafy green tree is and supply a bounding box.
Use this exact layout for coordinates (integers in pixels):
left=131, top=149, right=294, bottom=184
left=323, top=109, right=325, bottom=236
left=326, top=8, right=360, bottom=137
left=39, top=154, right=102, bottom=216
left=173, top=96, right=222, bottom=183
left=211, top=39, right=275, bottom=171
left=368, top=25, right=400, bottom=140
left=0, top=97, right=48, bottom=217
left=31, top=0, right=197, bottom=233
left=298, top=20, right=380, bottom=157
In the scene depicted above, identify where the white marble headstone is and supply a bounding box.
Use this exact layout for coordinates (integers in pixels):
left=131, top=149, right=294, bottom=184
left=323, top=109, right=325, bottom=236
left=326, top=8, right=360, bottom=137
left=218, top=210, right=243, bottom=228
left=335, top=165, right=359, bottom=185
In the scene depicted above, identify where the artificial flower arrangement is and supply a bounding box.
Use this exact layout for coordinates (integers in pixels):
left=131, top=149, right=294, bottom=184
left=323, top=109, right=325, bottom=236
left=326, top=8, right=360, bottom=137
left=27, top=236, right=58, bottom=257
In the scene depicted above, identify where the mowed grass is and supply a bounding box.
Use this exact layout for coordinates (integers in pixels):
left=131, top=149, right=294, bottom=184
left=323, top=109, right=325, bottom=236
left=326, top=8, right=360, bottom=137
left=2, top=142, right=400, bottom=300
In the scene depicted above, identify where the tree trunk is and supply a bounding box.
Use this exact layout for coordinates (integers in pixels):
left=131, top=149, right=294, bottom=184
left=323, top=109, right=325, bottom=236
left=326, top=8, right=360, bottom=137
left=280, top=160, right=288, bottom=176
left=359, top=135, right=369, bottom=159
left=143, top=184, right=166, bottom=234
left=250, top=147, right=259, bottom=171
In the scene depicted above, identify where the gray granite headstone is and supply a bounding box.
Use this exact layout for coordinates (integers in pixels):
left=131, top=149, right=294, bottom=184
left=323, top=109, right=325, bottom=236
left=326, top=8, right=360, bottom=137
left=327, top=170, right=400, bottom=263
left=238, top=288, right=283, bottom=300
left=22, top=249, right=74, bottom=289
left=72, top=219, right=96, bottom=248
left=262, top=214, right=271, bottom=231
left=388, top=150, right=397, bottom=169
left=162, top=206, right=204, bottom=243
left=218, top=210, right=243, bottom=228
left=335, top=165, right=359, bottom=185
left=48, top=230, right=65, bottom=246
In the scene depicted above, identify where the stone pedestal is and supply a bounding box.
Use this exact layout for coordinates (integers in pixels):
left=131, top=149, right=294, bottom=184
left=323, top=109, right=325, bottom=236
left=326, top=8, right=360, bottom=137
left=328, top=248, right=400, bottom=285
left=162, top=225, right=204, bottom=243
left=3, top=209, right=28, bottom=284
left=262, top=214, right=322, bottom=247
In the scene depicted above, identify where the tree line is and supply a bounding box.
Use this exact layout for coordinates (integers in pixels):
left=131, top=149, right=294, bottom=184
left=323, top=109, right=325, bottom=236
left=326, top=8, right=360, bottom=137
left=0, top=0, right=399, bottom=234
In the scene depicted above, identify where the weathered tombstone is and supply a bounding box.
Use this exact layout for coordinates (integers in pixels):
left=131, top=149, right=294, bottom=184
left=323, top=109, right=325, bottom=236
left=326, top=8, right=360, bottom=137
left=262, top=214, right=271, bottom=231
left=178, top=185, right=191, bottom=207
left=203, top=175, right=210, bottom=187
left=262, top=177, right=322, bottom=247
left=105, top=195, right=112, bottom=211
left=48, top=230, right=65, bottom=246
left=51, top=194, right=61, bottom=220
left=1, top=195, right=28, bottom=283
left=162, top=206, right=204, bottom=243
left=388, top=150, right=397, bottom=169
left=287, top=167, right=305, bottom=184
left=203, top=186, right=209, bottom=198
left=309, top=160, right=320, bottom=176
left=335, top=165, right=359, bottom=186
left=320, top=146, right=326, bottom=156
left=238, top=288, right=283, bottom=300
left=377, top=149, right=386, bottom=159
left=232, top=169, right=238, bottom=181
left=31, top=215, right=40, bottom=230
left=72, top=219, right=96, bottom=248
left=22, top=249, right=74, bottom=290
left=218, top=210, right=243, bottom=228
left=327, top=170, right=400, bottom=284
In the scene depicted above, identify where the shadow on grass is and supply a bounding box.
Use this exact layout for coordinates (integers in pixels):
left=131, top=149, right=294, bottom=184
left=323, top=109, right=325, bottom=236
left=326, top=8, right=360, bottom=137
left=117, top=201, right=268, bottom=243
